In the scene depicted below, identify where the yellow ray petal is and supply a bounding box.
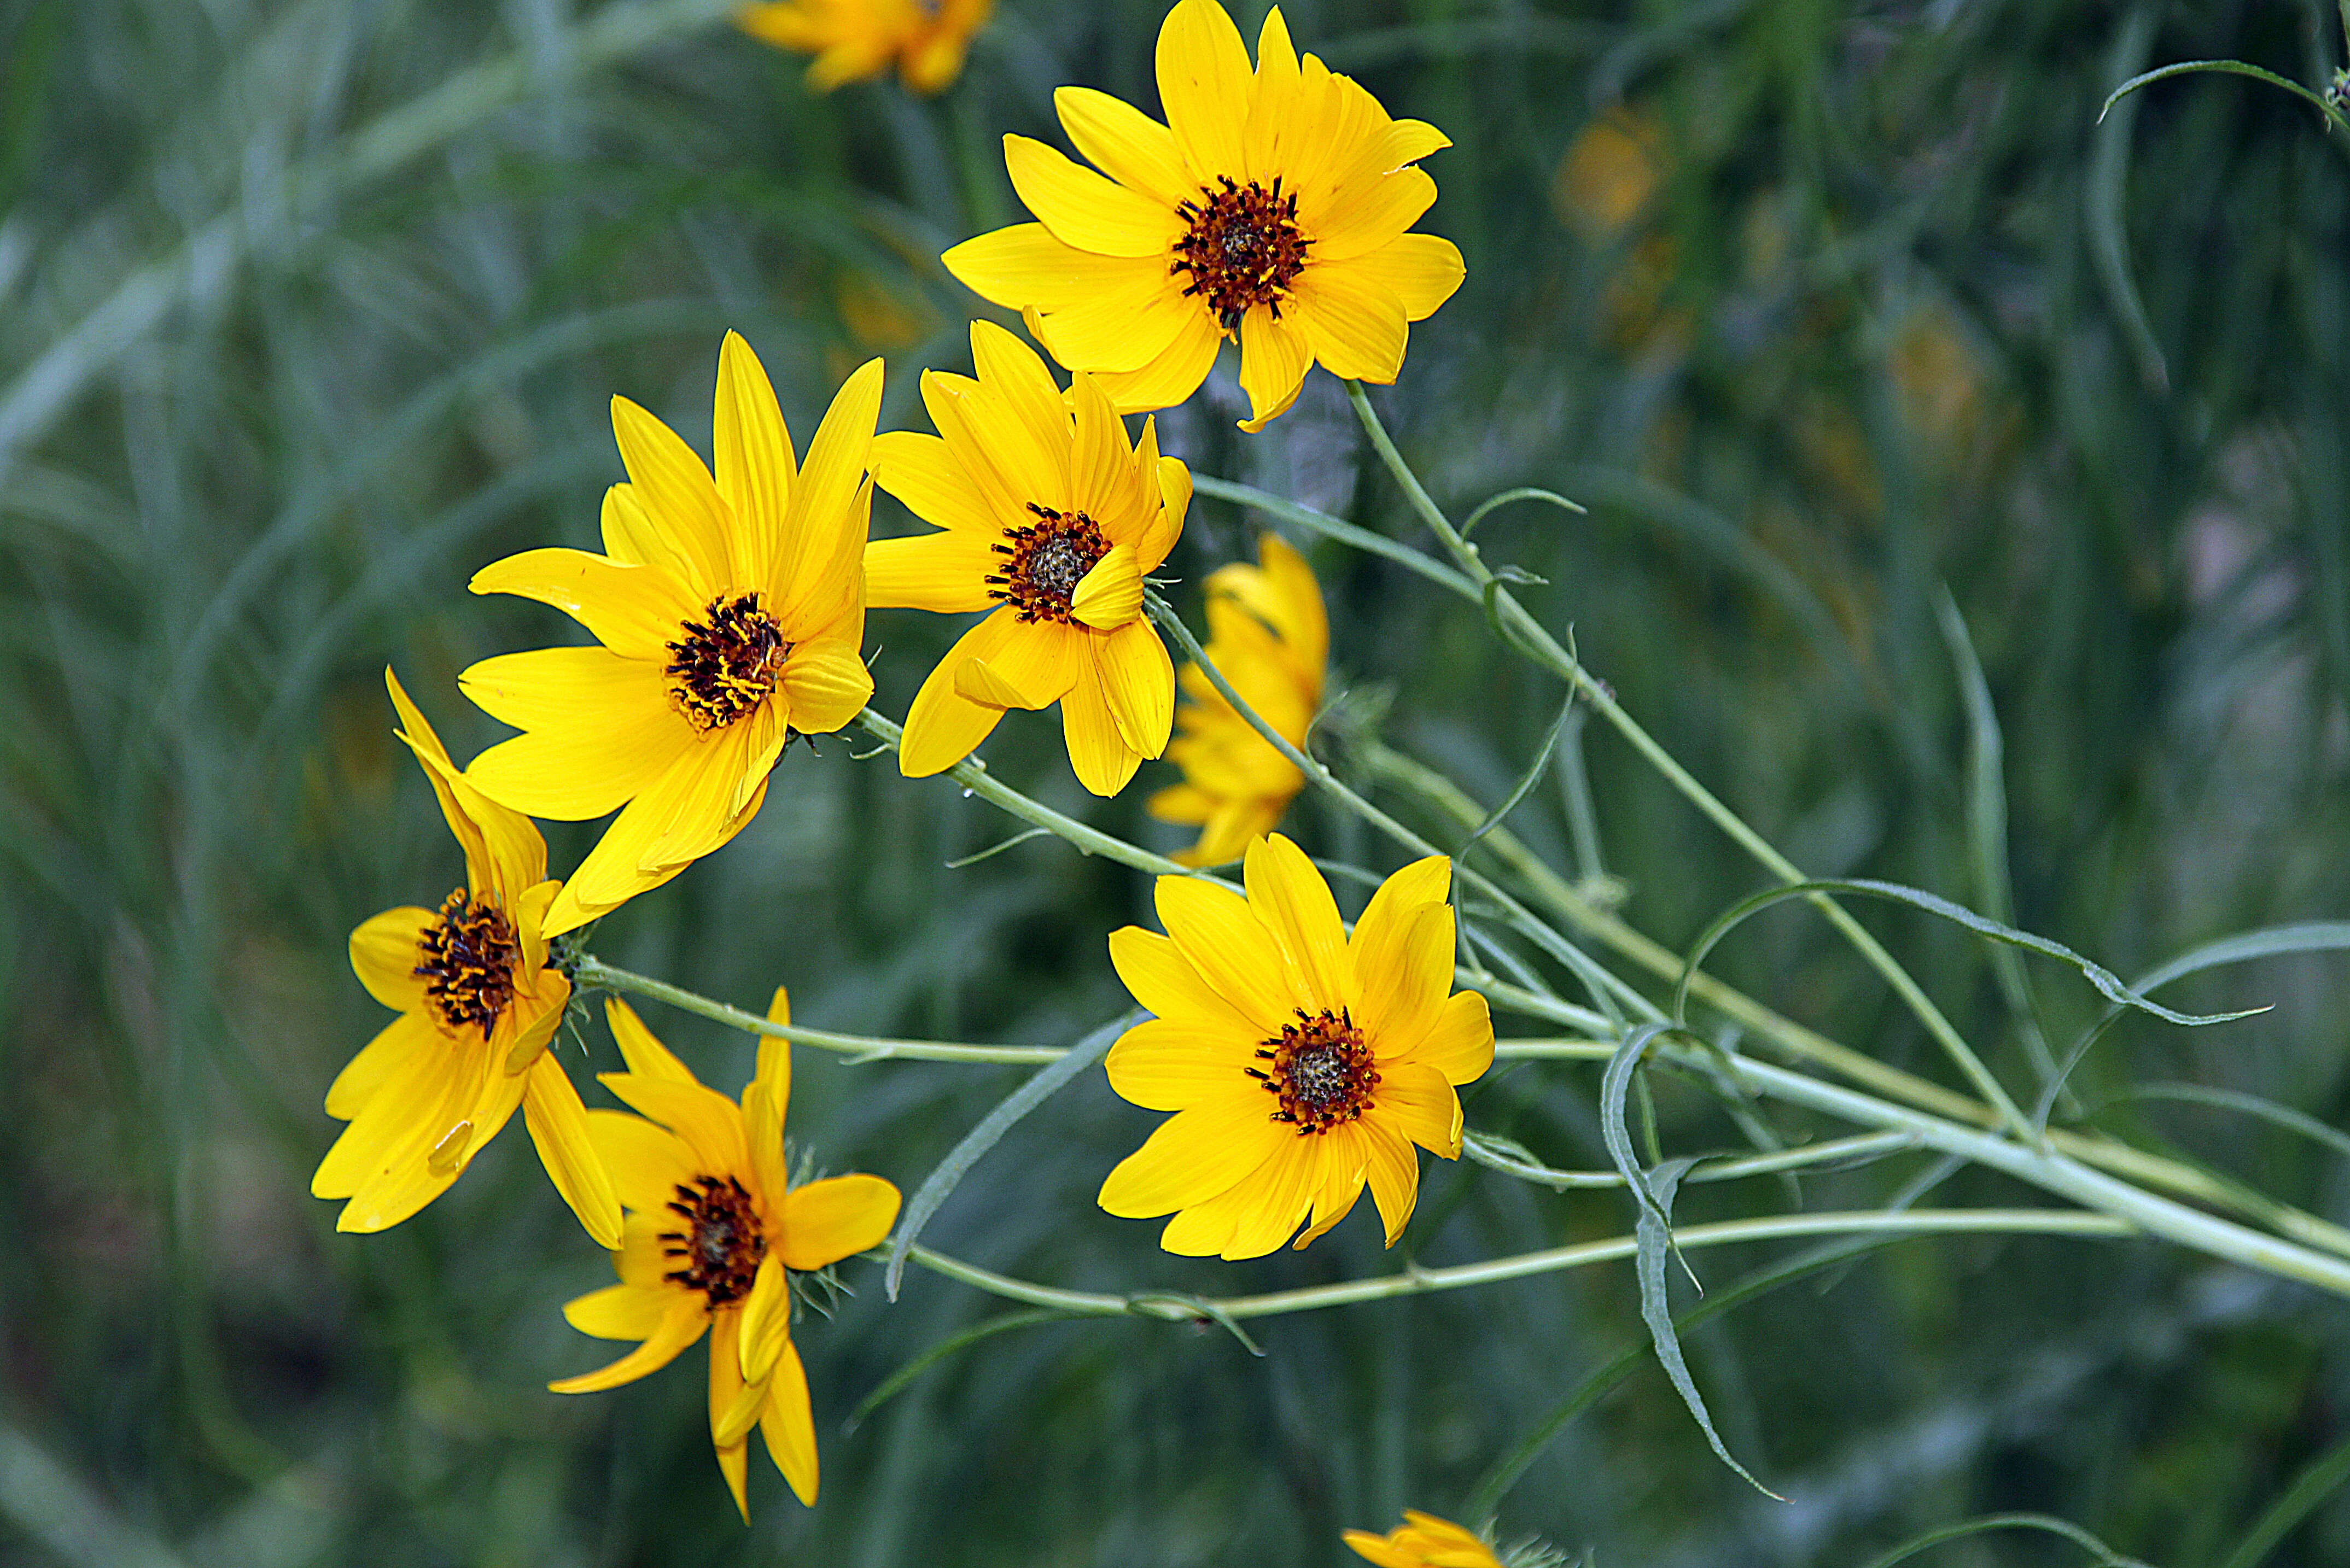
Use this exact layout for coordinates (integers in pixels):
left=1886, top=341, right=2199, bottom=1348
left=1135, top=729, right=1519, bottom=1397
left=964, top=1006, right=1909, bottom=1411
left=586, top=1108, right=700, bottom=1214
left=1351, top=901, right=1451, bottom=1055
left=871, top=430, right=1001, bottom=536
left=759, top=1337, right=819, bottom=1505
left=599, top=1072, right=749, bottom=1178
left=1069, top=545, right=1144, bottom=631
left=549, top=1295, right=708, bottom=1394
left=1145, top=448, right=1195, bottom=565
left=600, top=483, right=693, bottom=578
left=1368, top=1061, right=1462, bottom=1159
left=1237, top=308, right=1313, bottom=431
left=1291, top=263, right=1409, bottom=384
left=1294, top=1127, right=1371, bottom=1248
left=955, top=619, right=1083, bottom=710
left=1155, top=868, right=1301, bottom=1031
left=968, top=319, right=1074, bottom=472
left=609, top=395, right=732, bottom=593
left=1091, top=617, right=1174, bottom=757
left=898, top=609, right=1018, bottom=777
left=731, top=1254, right=791, bottom=1406
left=1054, top=85, right=1192, bottom=208
left=459, top=650, right=687, bottom=820
left=775, top=358, right=883, bottom=633
left=545, top=735, right=753, bottom=930
left=864, top=533, right=998, bottom=612
left=1413, top=990, right=1494, bottom=1087
left=778, top=637, right=873, bottom=735
left=1340, top=1535, right=1420, bottom=1568
left=1344, top=231, right=1465, bottom=323
left=561, top=1282, right=674, bottom=1341
left=777, top=1173, right=901, bottom=1271
left=1219, top=1130, right=1328, bottom=1259
left=754, top=985, right=792, bottom=1104
left=1349, top=854, right=1450, bottom=960
left=713, top=331, right=797, bottom=590
left=469, top=546, right=691, bottom=662
left=313, top=1027, right=473, bottom=1204
left=1105, top=1016, right=1257, bottom=1111
left=386, top=669, right=546, bottom=900
left=1031, top=262, right=1198, bottom=376
left=1066, top=374, right=1144, bottom=540
left=1058, top=659, right=1142, bottom=797
left=1089, top=312, right=1223, bottom=417
left=708, top=1312, right=750, bottom=1518
left=1107, top=925, right=1264, bottom=1037
left=323, top=1008, right=438, bottom=1123
left=920, top=370, right=1040, bottom=524
left=1240, top=8, right=1304, bottom=184
left=604, top=997, right=696, bottom=1083
left=1311, top=164, right=1438, bottom=267
left=348, top=906, right=433, bottom=1015
left=1360, top=1121, right=1419, bottom=1245
left=1095, top=1087, right=1288, bottom=1217
left=523, top=1053, right=623, bottom=1249
left=942, top=224, right=1138, bottom=311
left=1005, top=133, right=1183, bottom=258
left=1155, top=0, right=1253, bottom=183
left=1243, top=833, right=1351, bottom=1010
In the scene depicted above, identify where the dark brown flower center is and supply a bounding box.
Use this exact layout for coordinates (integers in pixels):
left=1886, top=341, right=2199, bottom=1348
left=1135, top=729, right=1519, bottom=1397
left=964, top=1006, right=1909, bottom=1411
left=1249, top=1008, right=1380, bottom=1134
left=660, top=1175, right=767, bottom=1307
left=988, top=503, right=1111, bottom=623
left=414, top=888, right=520, bottom=1038
left=1172, top=175, right=1312, bottom=332
left=666, top=592, right=789, bottom=731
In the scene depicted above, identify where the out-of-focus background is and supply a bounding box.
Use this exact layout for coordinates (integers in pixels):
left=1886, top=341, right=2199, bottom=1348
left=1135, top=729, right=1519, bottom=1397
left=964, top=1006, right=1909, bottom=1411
left=6, top=0, right=2350, bottom=1563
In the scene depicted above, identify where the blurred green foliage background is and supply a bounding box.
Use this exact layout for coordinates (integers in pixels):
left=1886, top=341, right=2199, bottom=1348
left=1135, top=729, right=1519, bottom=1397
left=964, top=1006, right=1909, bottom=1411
left=6, top=0, right=2350, bottom=1563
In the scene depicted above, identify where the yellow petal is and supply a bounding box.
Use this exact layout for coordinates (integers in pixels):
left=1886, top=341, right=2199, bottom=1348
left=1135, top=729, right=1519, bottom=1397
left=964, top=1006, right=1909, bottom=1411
left=754, top=985, right=792, bottom=1103
left=1092, top=617, right=1174, bottom=757
left=1369, top=1061, right=1462, bottom=1159
left=1361, top=1121, right=1419, bottom=1245
left=586, top=1107, right=700, bottom=1213
left=610, top=395, right=732, bottom=594
left=1237, top=308, right=1313, bottom=431
left=1243, top=833, right=1351, bottom=1010
left=1069, top=545, right=1143, bottom=630
left=1291, top=262, right=1410, bottom=384
left=600, top=482, right=694, bottom=579
left=1105, top=1016, right=1257, bottom=1111
left=955, top=619, right=1083, bottom=710
left=1096, top=1087, right=1288, bottom=1216
left=943, top=223, right=1136, bottom=310
left=523, top=1053, right=624, bottom=1249
left=774, top=358, right=883, bottom=634
left=1058, top=660, right=1142, bottom=797
left=920, top=369, right=1047, bottom=525
left=1089, top=312, right=1223, bottom=417
left=1414, top=990, right=1493, bottom=1087
left=713, top=331, right=798, bottom=589
left=604, top=997, right=697, bottom=1083
left=1031, top=260, right=1198, bottom=376
left=1155, top=0, right=1253, bottom=183
left=1240, top=8, right=1304, bottom=184
left=598, top=1072, right=749, bottom=1178
left=561, top=1283, right=674, bottom=1341
left=459, top=648, right=688, bottom=819
left=1340, top=1534, right=1421, bottom=1568
left=1346, top=232, right=1465, bottom=323
left=386, top=669, right=544, bottom=902
left=1312, top=165, right=1438, bottom=266
left=898, top=610, right=1017, bottom=777
left=469, top=547, right=693, bottom=663
left=779, top=638, right=872, bottom=735
left=1294, top=1127, right=1370, bottom=1248
left=548, top=730, right=758, bottom=928
left=348, top=906, right=432, bottom=1015
left=549, top=1296, right=707, bottom=1394
left=864, top=533, right=998, bottom=612
left=1183, top=1130, right=1321, bottom=1260
left=1352, top=901, right=1453, bottom=1055
left=968, top=319, right=1075, bottom=478
left=871, top=430, right=1001, bottom=536
left=1141, top=446, right=1194, bottom=566
left=1054, top=84, right=1193, bottom=209
left=758, top=1337, right=819, bottom=1505
left=732, top=1255, right=791, bottom=1397
left=1005, top=133, right=1183, bottom=258
left=1349, top=854, right=1450, bottom=961
left=1154, top=873, right=1299, bottom=1033
left=708, top=1311, right=750, bottom=1518
left=323, top=1008, right=437, bottom=1124
left=1066, top=374, right=1145, bottom=540
left=1107, top=925, right=1264, bottom=1037
left=777, top=1172, right=901, bottom=1270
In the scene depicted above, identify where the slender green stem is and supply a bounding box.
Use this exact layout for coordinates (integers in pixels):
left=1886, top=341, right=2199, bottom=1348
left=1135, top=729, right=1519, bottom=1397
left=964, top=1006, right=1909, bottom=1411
left=573, top=958, right=1064, bottom=1064
left=1491, top=1037, right=1613, bottom=1060
left=1466, top=1128, right=1921, bottom=1191
left=1343, top=382, right=2038, bottom=1143
left=905, top=1209, right=2135, bottom=1322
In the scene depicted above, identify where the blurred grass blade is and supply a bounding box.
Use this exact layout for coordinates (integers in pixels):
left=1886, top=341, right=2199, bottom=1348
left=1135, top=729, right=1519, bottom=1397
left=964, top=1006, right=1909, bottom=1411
left=845, top=1308, right=1082, bottom=1430
left=1857, top=1512, right=2145, bottom=1568
left=2215, top=1431, right=2350, bottom=1568
left=1459, top=486, right=1585, bottom=541
left=2101, top=1084, right=2350, bottom=1168
left=1675, top=878, right=2267, bottom=1031
left=2089, top=7, right=2171, bottom=394
left=884, top=1009, right=1140, bottom=1300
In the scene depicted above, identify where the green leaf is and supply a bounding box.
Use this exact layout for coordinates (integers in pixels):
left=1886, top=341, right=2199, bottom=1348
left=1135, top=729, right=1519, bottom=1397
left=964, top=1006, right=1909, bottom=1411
left=845, top=1309, right=1082, bottom=1429
left=1856, top=1512, right=2147, bottom=1568
left=2215, top=1431, right=2350, bottom=1568
left=2100, top=58, right=2350, bottom=135
left=1460, top=487, right=1586, bottom=541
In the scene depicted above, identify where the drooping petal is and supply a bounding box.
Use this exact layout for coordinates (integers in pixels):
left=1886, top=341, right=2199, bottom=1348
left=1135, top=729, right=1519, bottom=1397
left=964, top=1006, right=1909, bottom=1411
left=1361, top=1121, right=1420, bottom=1245
left=1069, top=545, right=1144, bottom=631
left=609, top=395, right=732, bottom=594
left=523, top=1053, right=624, bottom=1249
left=1237, top=309, right=1312, bottom=432
left=1090, top=311, right=1223, bottom=416
left=1058, top=659, right=1142, bottom=797
left=1413, top=990, right=1494, bottom=1087
left=469, top=547, right=694, bottom=662
left=1096, top=1087, right=1289, bottom=1217
left=561, top=1283, right=674, bottom=1341
left=348, top=906, right=433, bottom=1015
left=713, top=330, right=797, bottom=588
left=1005, top=134, right=1184, bottom=258
left=1093, top=618, right=1174, bottom=757
left=323, top=1008, right=438, bottom=1122
left=1054, top=84, right=1193, bottom=208
left=1104, top=1016, right=1258, bottom=1111
left=548, top=1295, right=708, bottom=1394
left=1243, top=833, right=1352, bottom=1010
left=898, top=609, right=1018, bottom=777
left=778, top=637, right=873, bottom=735
left=733, top=1254, right=792, bottom=1397
left=759, top=1337, right=820, bottom=1505
left=1155, top=0, right=1254, bottom=183
left=777, top=1173, right=902, bottom=1271
left=954, top=618, right=1085, bottom=711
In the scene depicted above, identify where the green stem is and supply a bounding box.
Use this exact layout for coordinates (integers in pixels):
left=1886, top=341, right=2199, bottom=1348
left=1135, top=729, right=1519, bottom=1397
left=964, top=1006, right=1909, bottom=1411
left=573, top=958, right=1064, bottom=1065
left=1343, top=381, right=2039, bottom=1144
left=1465, top=1128, right=1920, bottom=1191
left=905, top=1209, right=2135, bottom=1321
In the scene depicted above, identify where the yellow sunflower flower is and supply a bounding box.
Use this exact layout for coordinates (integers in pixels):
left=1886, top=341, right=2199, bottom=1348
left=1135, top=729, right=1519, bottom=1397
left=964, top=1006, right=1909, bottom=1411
left=552, top=995, right=901, bottom=1518
left=1097, top=834, right=1492, bottom=1258
left=736, top=0, right=993, bottom=94
left=459, top=335, right=882, bottom=935
left=312, top=670, right=621, bottom=1248
left=1148, top=534, right=1326, bottom=865
left=1343, top=1510, right=1506, bottom=1568
left=940, top=0, right=1465, bottom=430
left=866, top=319, right=1191, bottom=796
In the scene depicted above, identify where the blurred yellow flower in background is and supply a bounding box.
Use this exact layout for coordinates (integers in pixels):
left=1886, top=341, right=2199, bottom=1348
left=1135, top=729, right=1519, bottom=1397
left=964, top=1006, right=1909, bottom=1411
left=1098, top=835, right=1492, bottom=1259
left=737, top=0, right=993, bottom=94
left=941, top=0, right=1463, bottom=430
left=1148, top=534, right=1326, bottom=865
left=459, top=334, right=880, bottom=935
left=1343, top=1510, right=1505, bottom=1568
left=867, top=319, right=1190, bottom=796
left=312, top=670, right=620, bottom=1247
left=552, top=995, right=900, bottom=1518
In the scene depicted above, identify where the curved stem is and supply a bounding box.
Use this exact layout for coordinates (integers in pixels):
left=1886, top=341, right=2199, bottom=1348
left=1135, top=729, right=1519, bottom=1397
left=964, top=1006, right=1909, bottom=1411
left=573, top=957, right=1064, bottom=1065
left=905, top=1209, right=2135, bottom=1323
left=1343, top=381, right=2038, bottom=1143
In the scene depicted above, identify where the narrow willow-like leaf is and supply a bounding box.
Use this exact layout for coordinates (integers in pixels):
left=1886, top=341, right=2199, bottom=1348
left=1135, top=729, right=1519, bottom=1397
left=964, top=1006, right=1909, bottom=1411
left=1455, top=690, right=1578, bottom=863
left=884, top=1009, right=1142, bottom=1300
left=2103, top=1084, right=2350, bottom=1168
left=1857, top=1512, right=2145, bottom=1568
left=2215, top=1431, right=2350, bottom=1568
left=2100, top=57, right=2350, bottom=134
left=1599, top=1025, right=1678, bottom=1238
left=2089, top=8, right=2171, bottom=393
left=845, top=1308, right=1082, bottom=1429
left=1460, top=486, right=1585, bottom=541
left=1189, top=474, right=1477, bottom=599
left=1634, top=1156, right=1782, bottom=1499
left=1673, top=879, right=2264, bottom=1031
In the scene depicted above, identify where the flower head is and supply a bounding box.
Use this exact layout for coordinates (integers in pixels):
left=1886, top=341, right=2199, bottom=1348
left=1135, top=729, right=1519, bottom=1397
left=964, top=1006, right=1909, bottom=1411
left=1343, top=1511, right=1506, bottom=1568
left=552, top=995, right=901, bottom=1518
left=312, top=670, right=621, bottom=1247
left=941, top=0, right=1465, bottom=430
left=1148, top=534, right=1326, bottom=864
left=867, top=319, right=1191, bottom=796
left=460, top=335, right=881, bottom=935
left=1097, top=835, right=1492, bottom=1257
left=737, top=0, right=993, bottom=95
